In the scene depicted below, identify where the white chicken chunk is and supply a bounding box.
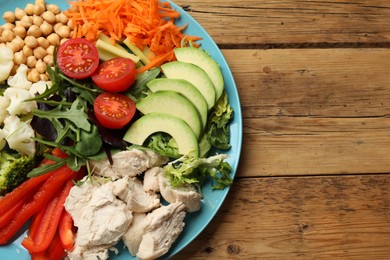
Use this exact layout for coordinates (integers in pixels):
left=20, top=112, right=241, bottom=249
left=91, top=149, right=169, bottom=180
left=143, top=167, right=163, bottom=194
left=136, top=202, right=187, bottom=260
left=122, top=212, right=147, bottom=256
left=158, top=172, right=201, bottom=212
left=65, top=178, right=133, bottom=260
left=113, top=176, right=160, bottom=213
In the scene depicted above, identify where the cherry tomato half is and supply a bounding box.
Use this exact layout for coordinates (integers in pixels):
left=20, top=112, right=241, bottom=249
left=92, top=57, right=136, bottom=92
left=93, top=92, right=136, bottom=129
left=57, top=38, right=99, bottom=79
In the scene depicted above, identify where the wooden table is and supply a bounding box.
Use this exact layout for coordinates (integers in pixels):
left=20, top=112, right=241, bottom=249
left=173, top=1, right=390, bottom=259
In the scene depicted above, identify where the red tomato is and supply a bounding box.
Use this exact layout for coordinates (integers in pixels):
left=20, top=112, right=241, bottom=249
left=92, top=57, right=136, bottom=92
left=57, top=38, right=99, bottom=79
left=93, top=92, right=136, bottom=129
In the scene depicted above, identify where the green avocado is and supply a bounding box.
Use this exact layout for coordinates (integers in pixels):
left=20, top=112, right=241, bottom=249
left=161, top=61, right=216, bottom=110
left=146, top=78, right=208, bottom=129
left=136, top=91, right=202, bottom=139
left=123, top=112, right=199, bottom=157
left=174, top=47, right=224, bottom=100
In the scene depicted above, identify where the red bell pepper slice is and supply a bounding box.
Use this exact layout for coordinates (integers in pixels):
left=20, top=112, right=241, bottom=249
left=31, top=231, right=66, bottom=260
left=0, top=165, right=75, bottom=245
left=58, top=209, right=75, bottom=251
left=22, top=176, right=75, bottom=253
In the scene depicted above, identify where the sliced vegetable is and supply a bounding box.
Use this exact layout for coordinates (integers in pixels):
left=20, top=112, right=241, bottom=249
left=65, top=0, right=201, bottom=72
left=58, top=209, right=75, bottom=251
left=96, top=39, right=140, bottom=64
left=22, top=177, right=75, bottom=253
left=94, top=92, right=136, bottom=129
left=57, top=38, right=99, bottom=79
left=92, top=58, right=136, bottom=93
left=0, top=165, right=75, bottom=244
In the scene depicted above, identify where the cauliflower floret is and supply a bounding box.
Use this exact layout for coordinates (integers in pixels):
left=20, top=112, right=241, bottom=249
left=3, top=87, right=37, bottom=116
left=7, top=64, right=32, bottom=90
left=29, top=80, right=52, bottom=96
left=3, top=116, right=35, bottom=156
left=0, top=46, right=14, bottom=82
left=0, top=96, right=10, bottom=125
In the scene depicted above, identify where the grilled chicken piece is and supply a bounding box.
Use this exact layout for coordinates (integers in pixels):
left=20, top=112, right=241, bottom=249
left=158, top=172, right=201, bottom=212
left=113, top=176, right=160, bottom=213
left=143, top=167, right=163, bottom=194
left=65, top=178, right=133, bottom=260
left=122, top=212, right=147, bottom=256
left=91, top=149, right=169, bottom=180
left=136, top=202, right=186, bottom=260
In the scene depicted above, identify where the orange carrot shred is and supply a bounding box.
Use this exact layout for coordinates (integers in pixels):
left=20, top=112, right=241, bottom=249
left=65, top=0, right=202, bottom=72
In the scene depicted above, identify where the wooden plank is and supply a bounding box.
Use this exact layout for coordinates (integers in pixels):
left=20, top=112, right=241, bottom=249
left=240, top=117, right=390, bottom=177
left=175, top=0, right=390, bottom=46
left=221, top=49, right=390, bottom=118
left=175, top=175, right=390, bottom=259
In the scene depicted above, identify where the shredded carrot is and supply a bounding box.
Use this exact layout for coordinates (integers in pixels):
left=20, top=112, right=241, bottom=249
left=65, top=0, right=202, bottom=71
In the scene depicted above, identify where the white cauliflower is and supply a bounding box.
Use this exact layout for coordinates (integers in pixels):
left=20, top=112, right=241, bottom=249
left=3, top=87, right=37, bottom=116
left=3, top=116, right=35, bottom=156
left=7, top=64, right=32, bottom=90
left=0, top=128, right=6, bottom=151
left=29, top=80, right=52, bottom=96
left=0, top=96, right=10, bottom=125
left=0, top=45, right=14, bottom=82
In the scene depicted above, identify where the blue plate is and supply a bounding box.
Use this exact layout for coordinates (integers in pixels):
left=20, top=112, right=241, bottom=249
left=0, top=0, right=242, bottom=259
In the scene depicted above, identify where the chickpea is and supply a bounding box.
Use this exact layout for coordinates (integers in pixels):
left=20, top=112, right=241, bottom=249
left=27, top=25, right=42, bottom=38
left=32, top=15, right=44, bottom=27
left=43, top=54, right=53, bottom=65
left=26, top=55, right=37, bottom=68
left=22, top=45, right=33, bottom=57
left=37, top=37, right=49, bottom=49
left=6, top=42, right=19, bottom=52
left=67, top=20, right=73, bottom=29
left=42, top=11, right=56, bottom=24
left=56, top=26, right=70, bottom=38
left=2, top=29, right=15, bottom=42
left=53, top=22, right=63, bottom=33
left=40, top=21, right=53, bottom=36
left=11, top=64, right=19, bottom=75
left=56, top=12, right=68, bottom=24
left=11, top=36, right=25, bottom=50
left=39, top=73, right=49, bottom=81
left=46, top=45, right=54, bottom=55
left=25, top=35, right=38, bottom=48
left=33, top=4, right=45, bottom=16
left=13, top=25, right=27, bottom=38
left=25, top=3, right=35, bottom=15
left=2, top=23, right=15, bottom=31
left=14, top=51, right=26, bottom=65
left=3, top=11, right=16, bottom=23
left=20, top=16, right=33, bottom=28
left=35, top=59, right=46, bottom=74
left=33, top=46, right=46, bottom=59
left=47, top=33, right=59, bottom=46
left=15, top=8, right=26, bottom=20
left=60, top=38, right=68, bottom=45
left=28, top=68, right=40, bottom=83
left=46, top=4, right=60, bottom=15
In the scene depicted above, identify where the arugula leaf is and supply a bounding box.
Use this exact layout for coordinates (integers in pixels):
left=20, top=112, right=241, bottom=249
left=32, top=98, right=91, bottom=132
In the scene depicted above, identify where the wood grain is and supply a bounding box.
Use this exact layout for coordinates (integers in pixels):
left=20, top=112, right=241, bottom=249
left=175, top=176, right=390, bottom=259
left=174, top=0, right=390, bottom=47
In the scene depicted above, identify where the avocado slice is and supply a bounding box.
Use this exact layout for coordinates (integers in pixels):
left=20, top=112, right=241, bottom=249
left=161, top=61, right=216, bottom=110
left=174, top=47, right=224, bottom=100
left=123, top=113, right=199, bottom=157
left=136, top=91, right=202, bottom=139
left=146, top=78, right=208, bottom=129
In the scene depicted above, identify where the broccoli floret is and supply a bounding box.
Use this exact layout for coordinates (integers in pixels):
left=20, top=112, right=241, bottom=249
left=0, top=152, right=40, bottom=196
